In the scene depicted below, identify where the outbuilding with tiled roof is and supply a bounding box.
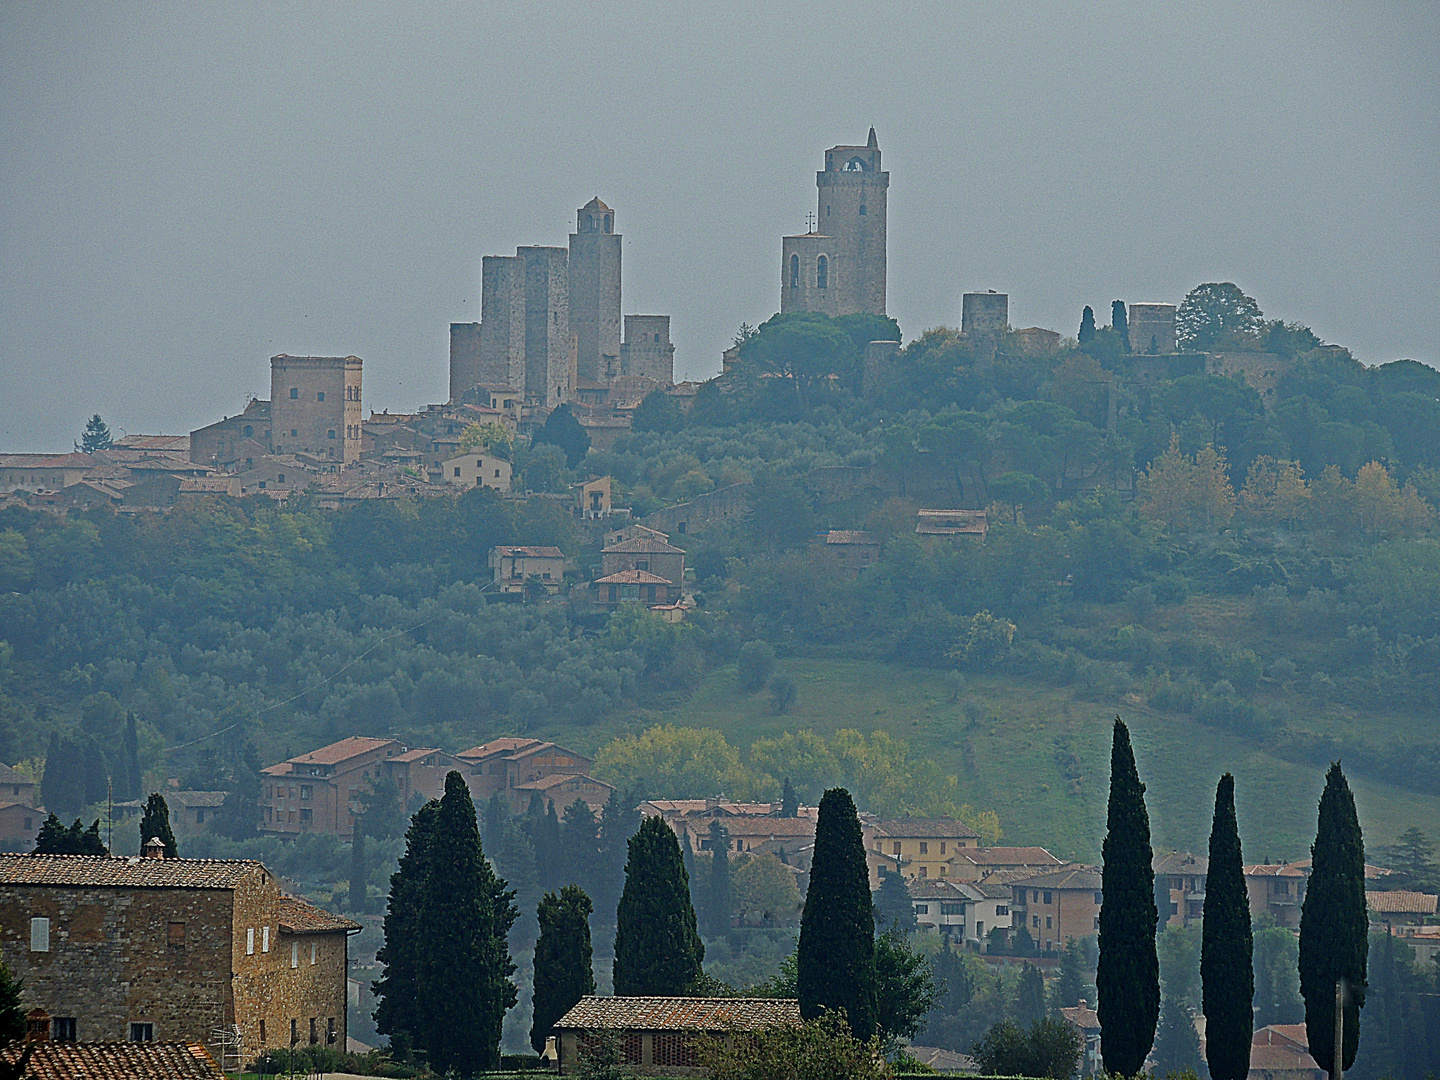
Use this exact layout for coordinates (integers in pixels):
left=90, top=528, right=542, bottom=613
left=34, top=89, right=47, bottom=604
left=0, top=1040, right=224, bottom=1080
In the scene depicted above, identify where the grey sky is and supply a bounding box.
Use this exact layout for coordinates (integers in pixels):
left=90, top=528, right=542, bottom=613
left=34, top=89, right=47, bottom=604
left=2, top=2, right=1436, bottom=451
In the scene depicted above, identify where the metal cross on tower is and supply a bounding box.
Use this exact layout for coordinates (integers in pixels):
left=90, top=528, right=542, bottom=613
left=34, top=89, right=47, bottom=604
left=805, top=212, right=817, bottom=233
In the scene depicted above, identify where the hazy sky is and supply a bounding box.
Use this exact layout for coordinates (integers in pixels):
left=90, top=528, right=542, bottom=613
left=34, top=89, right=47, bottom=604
left=3, top=2, right=1437, bottom=451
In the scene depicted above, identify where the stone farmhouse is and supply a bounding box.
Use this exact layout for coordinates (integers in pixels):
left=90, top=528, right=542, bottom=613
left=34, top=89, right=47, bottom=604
left=0, top=853, right=357, bottom=1067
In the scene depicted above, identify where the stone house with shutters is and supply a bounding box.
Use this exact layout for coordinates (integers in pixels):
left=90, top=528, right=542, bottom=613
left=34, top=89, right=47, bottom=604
left=554, top=996, right=800, bottom=1076
left=590, top=569, right=681, bottom=609
left=166, top=792, right=228, bottom=842
left=490, top=545, right=566, bottom=595
left=435, top=451, right=512, bottom=492
left=0, top=853, right=357, bottom=1066
left=0, top=763, right=37, bottom=807
left=260, top=736, right=404, bottom=841
left=600, top=536, right=686, bottom=587
left=869, top=819, right=983, bottom=881
left=456, top=738, right=601, bottom=811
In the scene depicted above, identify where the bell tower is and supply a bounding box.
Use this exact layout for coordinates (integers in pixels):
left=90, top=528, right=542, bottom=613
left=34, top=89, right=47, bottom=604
left=569, top=197, right=622, bottom=385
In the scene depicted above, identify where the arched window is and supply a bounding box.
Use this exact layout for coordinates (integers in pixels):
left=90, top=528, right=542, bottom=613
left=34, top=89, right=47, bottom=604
left=859, top=204, right=867, bottom=216
left=789, top=254, right=800, bottom=288
left=817, top=255, right=828, bottom=289
left=604, top=215, right=613, bottom=233
left=844, top=156, right=867, bottom=172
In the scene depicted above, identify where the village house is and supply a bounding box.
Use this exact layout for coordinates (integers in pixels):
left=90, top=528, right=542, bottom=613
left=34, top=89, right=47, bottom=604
left=945, top=845, right=1062, bottom=884
left=812, top=530, right=882, bottom=579
left=1244, top=863, right=1308, bottom=927
left=379, top=748, right=464, bottom=808
left=576, top=476, right=613, bottom=518
left=1366, top=889, right=1438, bottom=931
left=0, top=803, right=42, bottom=852
left=0, top=763, right=37, bottom=807
left=176, top=477, right=242, bottom=503
left=590, top=569, right=682, bottom=609
left=553, top=996, right=800, bottom=1076
left=600, top=535, right=686, bottom=587
left=1059, top=1000, right=1102, bottom=1077
left=166, top=792, right=228, bottom=842
left=1153, top=850, right=1208, bottom=927
left=435, top=451, right=512, bottom=492
left=0, top=853, right=357, bottom=1067
left=1245, top=1025, right=1324, bottom=1080
left=0, top=1039, right=226, bottom=1080
left=605, top=523, right=670, bottom=548
left=490, top=545, right=566, bottom=595
left=915, top=508, right=988, bottom=541
left=0, top=453, right=93, bottom=493
left=260, top=736, right=405, bottom=841
left=457, top=738, right=608, bottom=813
left=1009, top=864, right=1103, bottom=953
left=870, top=818, right=982, bottom=880
left=908, top=879, right=969, bottom=937
left=236, top=457, right=313, bottom=497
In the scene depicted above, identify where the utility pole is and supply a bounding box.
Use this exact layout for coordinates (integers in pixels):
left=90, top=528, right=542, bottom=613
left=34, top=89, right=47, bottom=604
left=1333, top=976, right=1345, bottom=1080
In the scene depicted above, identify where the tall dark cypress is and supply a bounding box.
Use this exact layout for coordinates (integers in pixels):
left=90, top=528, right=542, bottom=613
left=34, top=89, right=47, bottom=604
left=1112, top=300, right=1131, bottom=353
left=707, top=819, right=733, bottom=940
left=1079, top=306, right=1097, bottom=344
left=349, top=828, right=368, bottom=914
left=597, top=787, right=640, bottom=923
left=138, top=793, right=178, bottom=858
left=561, top=797, right=603, bottom=896
left=535, top=799, right=563, bottom=893
left=797, top=787, right=877, bottom=1040
left=613, top=815, right=703, bottom=995
left=1097, top=718, right=1159, bottom=1076
left=780, top=778, right=799, bottom=818
left=1299, top=763, right=1368, bottom=1078
left=374, top=801, right=440, bottom=1055
left=1202, top=774, right=1254, bottom=1080
left=530, top=885, right=595, bottom=1054
left=119, top=713, right=142, bottom=801
left=415, top=772, right=517, bottom=1074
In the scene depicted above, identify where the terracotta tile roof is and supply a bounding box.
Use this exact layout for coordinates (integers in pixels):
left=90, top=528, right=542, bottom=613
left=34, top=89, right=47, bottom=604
left=595, top=569, right=672, bottom=585
left=960, top=846, right=1059, bottom=865
left=555, top=996, right=801, bottom=1031
left=723, top=818, right=816, bottom=838
left=601, top=536, right=685, bottom=555
left=1245, top=863, right=1308, bottom=878
left=457, top=737, right=542, bottom=760
left=285, top=736, right=399, bottom=767
left=277, top=895, right=363, bottom=934
left=905, top=1046, right=975, bottom=1072
left=493, top=545, right=564, bottom=558
left=516, top=773, right=613, bottom=792
left=0, top=854, right=264, bottom=890
left=1367, top=890, right=1438, bottom=914
left=1153, top=850, right=1209, bottom=875
left=1255, top=1025, right=1309, bottom=1049
left=0, top=763, right=34, bottom=786
left=0, top=453, right=93, bottom=469
left=388, top=747, right=457, bottom=764
left=1008, top=864, right=1103, bottom=891
left=1060, top=1001, right=1099, bottom=1031
left=916, top=508, right=988, bottom=536
left=908, top=879, right=970, bottom=900
left=169, top=791, right=227, bottom=809
left=874, top=819, right=982, bottom=840
left=0, top=1042, right=224, bottom=1080
left=1246, top=1044, right=1321, bottom=1073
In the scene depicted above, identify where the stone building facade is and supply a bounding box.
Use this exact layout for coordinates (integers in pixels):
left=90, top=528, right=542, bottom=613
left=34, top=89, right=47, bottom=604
left=600, top=535, right=686, bottom=586
left=569, top=198, right=623, bottom=385
left=470, top=247, right=577, bottom=410
left=781, top=129, right=889, bottom=318
left=269, top=355, right=363, bottom=464
left=1127, top=302, right=1177, bottom=355
left=619, top=316, right=675, bottom=384
left=961, top=291, right=1008, bottom=341
left=0, top=854, right=357, bottom=1063
left=260, top=736, right=404, bottom=841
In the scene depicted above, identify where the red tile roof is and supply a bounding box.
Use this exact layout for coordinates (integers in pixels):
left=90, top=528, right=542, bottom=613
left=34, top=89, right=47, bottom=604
left=874, top=819, right=982, bottom=840
left=456, top=737, right=542, bottom=760
left=1060, top=1001, right=1099, bottom=1031
left=0, top=854, right=264, bottom=889
left=1007, top=864, right=1104, bottom=890
left=1367, top=890, right=1438, bottom=914
left=493, top=545, right=564, bottom=558
left=555, top=996, right=801, bottom=1031
left=595, top=569, right=672, bottom=584
left=601, top=536, right=685, bottom=554
left=515, top=773, right=613, bottom=792
left=961, top=846, right=1059, bottom=865
left=285, top=736, right=399, bottom=767
left=0, top=1042, right=224, bottom=1080
left=388, top=747, right=457, bottom=764
left=277, top=895, right=363, bottom=934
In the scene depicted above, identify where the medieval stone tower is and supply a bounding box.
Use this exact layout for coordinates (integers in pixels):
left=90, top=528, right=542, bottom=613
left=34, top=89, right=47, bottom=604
left=781, top=128, right=889, bottom=318
left=269, top=354, right=362, bottom=464
left=568, top=198, right=622, bottom=384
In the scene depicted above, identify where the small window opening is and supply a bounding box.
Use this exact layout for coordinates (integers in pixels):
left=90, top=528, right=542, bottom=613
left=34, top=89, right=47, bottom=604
left=789, top=254, right=799, bottom=288
left=289, top=388, right=299, bottom=399
left=130, top=1023, right=154, bottom=1043
left=817, top=255, right=828, bottom=289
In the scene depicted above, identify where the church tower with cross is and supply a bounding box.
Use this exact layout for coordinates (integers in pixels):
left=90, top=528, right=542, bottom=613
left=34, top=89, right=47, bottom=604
left=780, top=127, right=889, bottom=317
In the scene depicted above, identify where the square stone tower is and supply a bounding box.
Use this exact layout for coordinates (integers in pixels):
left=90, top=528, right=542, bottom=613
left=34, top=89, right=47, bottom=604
left=269, top=355, right=362, bottom=464
left=781, top=127, right=889, bottom=318
left=475, top=247, right=575, bottom=409
left=1127, top=303, right=1177, bottom=354
left=962, top=292, right=1009, bottom=341
left=620, top=315, right=675, bottom=383
left=569, top=198, right=622, bottom=385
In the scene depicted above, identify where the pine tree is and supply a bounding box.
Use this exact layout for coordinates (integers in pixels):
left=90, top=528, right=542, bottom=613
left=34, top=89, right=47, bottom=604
left=374, top=801, right=440, bottom=1056
left=613, top=815, right=703, bottom=995
left=1014, top=963, right=1046, bottom=1027
left=798, top=788, right=877, bottom=1040
left=1202, top=773, right=1254, bottom=1080
left=561, top=798, right=603, bottom=898
left=530, top=885, right=596, bottom=1054
left=1152, top=998, right=1204, bottom=1075
left=1079, top=306, right=1097, bottom=344
left=415, top=772, right=517, bottom=1074
left=77, top=414, right=112, bottom=453
left=1112, top=301, right=1131, bottom=353
left=707, top=820, right=733, bottom=939
left=1053, top=939, right=1086, bottom=1014
left=874, top=870, right=916, bottom=933
left=1299, top=763, right=1368, bottom=1077
left=781, top=778, right=799, bottom=818
left=139, top=793, right=178, bottom=858
left=1380, top=826, right=1438, bottom=892
left=0, top=954, right=23, bottom=1043
left=119, top=713, right=142, bottom=801
left=1097, top=718, right=1159, bottom=1076
left=349, top=828, right=368, bottom=914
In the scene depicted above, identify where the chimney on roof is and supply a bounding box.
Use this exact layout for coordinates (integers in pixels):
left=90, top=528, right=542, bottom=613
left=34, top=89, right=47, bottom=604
left=144, top=837, right=166, bottom=859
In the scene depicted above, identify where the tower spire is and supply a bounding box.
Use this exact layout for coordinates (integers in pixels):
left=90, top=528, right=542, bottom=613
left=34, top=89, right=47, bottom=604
left=867, top=126, right=877, bottom=149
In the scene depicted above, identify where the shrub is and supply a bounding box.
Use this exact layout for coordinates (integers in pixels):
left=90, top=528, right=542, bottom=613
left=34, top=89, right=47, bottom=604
left=971, top=1016, right=1084, bottom=1079
left=768, top=674, right=797, bottom=715
left=737, top=641, right=776, bottom=692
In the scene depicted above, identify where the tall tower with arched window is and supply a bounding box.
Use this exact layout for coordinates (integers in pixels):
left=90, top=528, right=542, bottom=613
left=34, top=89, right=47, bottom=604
left=568, top=197, right=622, bottom=384
left=780, top=128, right=888, bottom=317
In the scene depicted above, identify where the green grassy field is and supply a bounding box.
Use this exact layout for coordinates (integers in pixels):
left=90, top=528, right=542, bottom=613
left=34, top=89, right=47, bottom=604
left=553, top=658, right=1440, bottom=866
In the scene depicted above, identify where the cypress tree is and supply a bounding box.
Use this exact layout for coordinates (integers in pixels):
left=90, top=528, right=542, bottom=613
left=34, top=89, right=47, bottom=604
left=597, top=787, right=640, bottom=922
left=874, top=869, right=917, bottom=933
left=139, top=793, right=178, bottom=858
left=530, top=885, right=596, bottom=1054
left=493, top=817, right=540, bottom=945
left=562, top=798, right=603, bottom=896
left=781, top=778, right=799, bottom=818
left=532, top=798, right=563, bottom=893
left=707, top=819, right=733, bottom=939
left=374, top=801, right=440, bottom=1056
left=1053, top=939, right=1086, bottom=1013
left=1299, top=763, right=1368, bottom=1078
left=613, top=815, right=703, bottom=995
left=1014, top=962, right=1046, bottom=1027
left=1079, top=306, right=1097, bottom=344
left=1097, top=718, right=1159, bottom=1076
left=483, top=790, right=509, bottom=851
left=1202, top=773, right=1254, bottom=1080
left=797, top=787, right=877, bottom=1040
left=415, top=772, right=517, bottom=1074
left=120, top=713, right=142, bottom=801
left=349, top=828, right=368, bottom=914
left=1112, top=300, right=1131, bottom=353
